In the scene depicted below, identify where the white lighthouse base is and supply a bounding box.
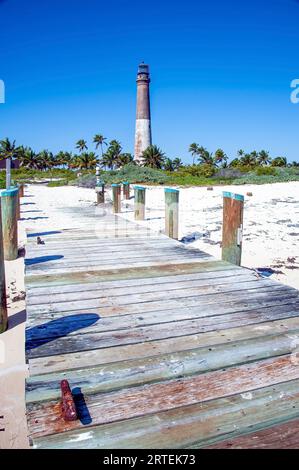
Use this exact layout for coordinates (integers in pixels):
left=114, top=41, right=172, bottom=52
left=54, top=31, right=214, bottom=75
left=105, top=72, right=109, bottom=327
left=134, top=119, right=152, bottom=164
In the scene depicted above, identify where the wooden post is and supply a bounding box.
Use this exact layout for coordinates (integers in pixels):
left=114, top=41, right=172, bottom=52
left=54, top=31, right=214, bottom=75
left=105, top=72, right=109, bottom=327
left=1, top=187, right=19, bottom=261
left=95, top=181, right=105, bottom=204
left=112, top=184, right=121, bottom=213
left=6, top=157, right=11, bottom=190
left=122, top=182, right=130, bottom=200
left=16, top=186, right=21, bottom=220
left=165, top=188, right=179, bottom=239
left=222, top=191, right=244, bottom=266
left=134, top=186, right=146, bottom=220
left=19, top=184, right=24, bottom=198
left=0, top=200, right=8, bottom=334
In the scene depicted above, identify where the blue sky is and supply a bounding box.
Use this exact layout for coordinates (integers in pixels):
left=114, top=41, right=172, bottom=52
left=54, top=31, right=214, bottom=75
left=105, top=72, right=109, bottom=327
left=0, top=0, right=298, bottom=162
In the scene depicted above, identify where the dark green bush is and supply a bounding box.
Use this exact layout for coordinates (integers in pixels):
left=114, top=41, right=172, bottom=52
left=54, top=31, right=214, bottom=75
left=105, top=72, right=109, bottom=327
left=174, top=164, right=215, bottom=178
left=77, top=164, right=169, bottom=187
left=255, top=166, right=277, bottom=176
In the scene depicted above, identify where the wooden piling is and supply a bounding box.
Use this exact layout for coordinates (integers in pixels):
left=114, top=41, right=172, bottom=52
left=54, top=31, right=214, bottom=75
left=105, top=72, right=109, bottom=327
left=1, top=187, right=19, bottom=261
left=134, top=186, right=146, bottom=220
left=19, top=184, right=24, bottom=198
left=222, top=191, right=244, bottom=266
left=122, top=182, right=130, bottom=200
left=112, top=184, right=121, bottom=213
left=16, top=186, right=21, bottom=220
left=165, top=188, right=179, bottom=239
left=0, top=200, right=8, bottom=334
left=95, top=182, right=105, bottom=204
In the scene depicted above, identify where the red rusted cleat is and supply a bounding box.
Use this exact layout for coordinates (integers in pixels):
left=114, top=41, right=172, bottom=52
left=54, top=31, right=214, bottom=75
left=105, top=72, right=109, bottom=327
left=60, top=380, right=78, bottom=422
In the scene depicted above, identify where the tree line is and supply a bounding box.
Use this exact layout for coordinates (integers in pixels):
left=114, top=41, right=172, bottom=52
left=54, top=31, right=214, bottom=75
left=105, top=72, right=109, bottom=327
left=0, top=136, right=298, bottom=171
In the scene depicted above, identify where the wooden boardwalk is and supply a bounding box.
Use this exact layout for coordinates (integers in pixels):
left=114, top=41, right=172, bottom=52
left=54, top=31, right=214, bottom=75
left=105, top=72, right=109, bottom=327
left=24, top=202, right=299, bottom=449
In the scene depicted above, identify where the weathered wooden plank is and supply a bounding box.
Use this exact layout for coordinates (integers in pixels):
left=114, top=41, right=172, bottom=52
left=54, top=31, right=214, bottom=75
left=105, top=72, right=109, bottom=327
left=26, top=240, right=179, bottom=257
left=25, top=276, right=283, bottom=306
left=26, top=327, right=299, bottom=403
left=26, top=296, right=299, bottom=340
left=26, top=284, right=296, bottom=318
left=27, top=315, right=299, bottom=376
left=26, top=228, right=158, bottom=241
left=26, top=231, right=171, bottom=241
left=26, top=355, right=299, bottom=439
left=25, top=300, right=299, bottom=358
left=24, top=261, right=236, bottom=288
left=29, top=379, right=299, bottom=448
left=25, top=254, right=213, bottom=276
left=25, top=248, right=211, bottom=270
left=25, top=267, right=247, bottom=297
left=26, top=272, right=258, bottom=306
left=206, top=417, right=299, bottom=449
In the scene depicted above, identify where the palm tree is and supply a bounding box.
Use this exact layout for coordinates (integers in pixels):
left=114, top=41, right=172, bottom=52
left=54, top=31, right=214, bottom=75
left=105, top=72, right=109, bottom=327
left=93, top=134, right=107, bottom=157
left=271, top=156, right=287, bottom=167
left=93, top=134, right=107, bottom=183
left=37, top=150, right=55, bottom=170
left=240, top=153, right=257, bottom=167
left=76, top=139, right=88, bottom=153
left=214, top=149, right=228, bottom=167
left=189, top=143, right=199, bottom=165
left=258, top=150, right=271, bottom=166
left=116, top=153, right=133, bottom=168
left=197, top=146, right=214, bottom=165
left=101, top=140, right=123, bottom=170
left=0, top=138, right=22, bottom=188
left=55, top=151, right=74, bottom=169
left=19, top=147, right=39, bottom=170
left=142, top=145, right=165, bottom=169
left=74, top=152, right=97, bottom=170
left=172, top=158, right=183, bottom=171
left=101, top=151, right=117, bottom=170
left=237, top=149, right=245, bottom=158
left=229, top=158, right=241, bottom=167
left=164, top=158, right=174, bottom=171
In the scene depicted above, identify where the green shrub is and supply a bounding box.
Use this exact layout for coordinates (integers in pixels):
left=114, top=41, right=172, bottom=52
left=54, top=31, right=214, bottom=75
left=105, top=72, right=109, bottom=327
left=47, top=179, right=70, bottom=187
left=77, top=164, right=169, bottom=187
left=255, top=166, right=277, bottom=176
left=175, top=164, right=215, bottom=178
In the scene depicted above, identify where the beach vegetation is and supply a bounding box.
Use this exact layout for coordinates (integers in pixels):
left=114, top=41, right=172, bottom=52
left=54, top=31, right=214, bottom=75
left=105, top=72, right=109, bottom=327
left=1, top=136, right=298, bottom=188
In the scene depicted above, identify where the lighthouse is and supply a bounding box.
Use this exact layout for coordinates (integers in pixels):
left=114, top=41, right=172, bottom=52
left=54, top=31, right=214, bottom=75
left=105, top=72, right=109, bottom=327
left=134, top=63, right=152, bottom=162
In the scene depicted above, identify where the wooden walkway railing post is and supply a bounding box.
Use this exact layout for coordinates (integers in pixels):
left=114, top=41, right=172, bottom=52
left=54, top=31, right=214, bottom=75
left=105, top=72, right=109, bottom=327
left=222, top=191, right=244, bottom=266
left=95, top=181, right=105, bottom=204
left=18, top=184, right=24, bottom=198
left=16, top=185, right=21, bottom=220
left=165, top=188, right=179, bottom=239
left=134, top=186, right=146, bottom=220
left=1, top=187, right=19, bottom=261
left=0, top=199, right=8, bottom=333
left=112, top=184, right=121, bottom=213
left=122, top=182, right=130, bottom=200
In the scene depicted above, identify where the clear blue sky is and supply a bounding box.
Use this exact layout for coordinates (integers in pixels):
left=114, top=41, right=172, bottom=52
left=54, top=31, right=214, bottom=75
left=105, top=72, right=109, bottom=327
left=0, top=0, right=298, bottom=163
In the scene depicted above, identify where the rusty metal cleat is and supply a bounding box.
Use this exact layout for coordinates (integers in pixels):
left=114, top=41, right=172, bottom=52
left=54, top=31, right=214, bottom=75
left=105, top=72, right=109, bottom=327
left=60, top=380, right=78, bottom=422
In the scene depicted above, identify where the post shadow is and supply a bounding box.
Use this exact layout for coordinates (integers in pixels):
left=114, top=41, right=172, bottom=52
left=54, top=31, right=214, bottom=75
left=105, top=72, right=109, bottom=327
left=27, top=230, right=61, bottom=238
left=26, top=313, right=100, bottom=351
left=25, top=255, right=64, bottom=266
left=73, top=387, right=92, bottom=425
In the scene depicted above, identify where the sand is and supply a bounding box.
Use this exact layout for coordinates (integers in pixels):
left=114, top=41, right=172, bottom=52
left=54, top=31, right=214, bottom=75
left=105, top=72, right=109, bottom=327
left=0, top=181, right=298, bottom=448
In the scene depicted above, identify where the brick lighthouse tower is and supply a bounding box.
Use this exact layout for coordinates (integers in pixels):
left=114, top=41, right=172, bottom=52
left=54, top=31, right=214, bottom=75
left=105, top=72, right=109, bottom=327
left=134, top=63, right=152, bottom=162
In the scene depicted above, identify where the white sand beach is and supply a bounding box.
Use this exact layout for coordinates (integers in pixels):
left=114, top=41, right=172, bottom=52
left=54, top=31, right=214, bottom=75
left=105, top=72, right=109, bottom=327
left=20, top=181, right=299, bottom=289
left=0, top=180, right=298, bottom=448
